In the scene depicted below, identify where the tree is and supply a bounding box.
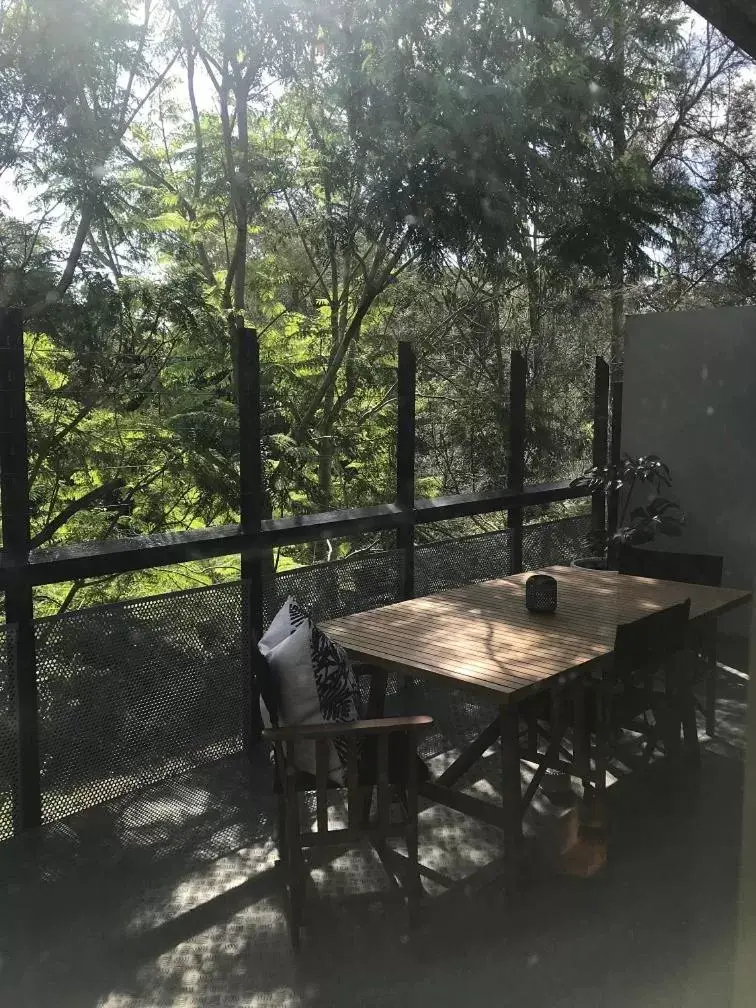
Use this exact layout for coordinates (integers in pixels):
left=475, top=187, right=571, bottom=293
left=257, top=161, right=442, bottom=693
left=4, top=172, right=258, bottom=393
left=2, top=0, right=756, bottom=613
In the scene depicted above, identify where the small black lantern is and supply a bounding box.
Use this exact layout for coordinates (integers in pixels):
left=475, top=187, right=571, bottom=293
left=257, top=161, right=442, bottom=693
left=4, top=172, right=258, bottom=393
left=525, top=573, right=558, bottom=614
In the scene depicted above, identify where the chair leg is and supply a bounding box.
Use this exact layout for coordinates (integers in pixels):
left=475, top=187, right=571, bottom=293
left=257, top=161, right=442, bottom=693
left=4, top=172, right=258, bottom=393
left=641, top=715, right=660, bottom=765
left=500, top=704, right=523, bottom=895
left=361, top=669, right=388, bottom=825
left=595, top=681, right=611, bottom=790
left=286, top=818, right=305, bottom=948
left=662, top=667, right=683, bottom=763
left=526, top=712, right=538, bottom=761
left=283, top=762, right=305, bottom=949
left=405, top=748, right=422, bottom=928
left=569, top=673, right=590, bottom=792
left=584, top=681, right=610, bottom=845
left=681, top=671, right=701, bottom=768
left=705, top=662, right=718, bottom=738
left=277, top=792, right=288, bottom=866
left=576, top=712, right=593, bottom=794
left=658, top=704, right=682, bottom=763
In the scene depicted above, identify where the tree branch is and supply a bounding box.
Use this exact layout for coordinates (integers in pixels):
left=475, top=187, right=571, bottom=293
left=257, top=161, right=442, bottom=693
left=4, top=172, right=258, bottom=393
left=649, top=42, right=740, bottom=170
left=31, top=479, right=126, bottom=549
left=282, top=189, right=332, bottom=302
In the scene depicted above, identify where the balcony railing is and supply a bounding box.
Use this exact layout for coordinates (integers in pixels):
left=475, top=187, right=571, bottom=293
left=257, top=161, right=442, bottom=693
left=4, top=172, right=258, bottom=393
left=0, top=512, right=593, bottom=842
left=1, top=308, right=620, bottom=835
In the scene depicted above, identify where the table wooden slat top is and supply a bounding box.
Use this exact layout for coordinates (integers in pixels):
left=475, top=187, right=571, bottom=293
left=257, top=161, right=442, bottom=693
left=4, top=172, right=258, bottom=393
left=323, top=565, right=752, bottom=702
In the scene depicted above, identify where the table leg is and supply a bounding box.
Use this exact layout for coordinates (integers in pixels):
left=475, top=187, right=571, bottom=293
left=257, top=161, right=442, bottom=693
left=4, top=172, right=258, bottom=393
left=572, top=673, right=591, bottom=788
left=705, top=659, right=718, bottom=738
left=700, top=618, right=718, bottom=737
left=663, top=665, right=683, bottom=763
left=679, top=657, right=701, bottom=768
left=500, top=702, right=523, bottom=893
left=586, top=678, right=610, bottom=840
left=365, top=665, right=388, bottom=718
left=437, top=715, right=501, bottom=788
left=362, top=666, right=389, bottom=825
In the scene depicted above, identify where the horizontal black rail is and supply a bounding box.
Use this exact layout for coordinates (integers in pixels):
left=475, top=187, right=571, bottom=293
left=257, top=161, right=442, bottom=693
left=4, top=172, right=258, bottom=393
left=0, top=480, right=591, bottom=589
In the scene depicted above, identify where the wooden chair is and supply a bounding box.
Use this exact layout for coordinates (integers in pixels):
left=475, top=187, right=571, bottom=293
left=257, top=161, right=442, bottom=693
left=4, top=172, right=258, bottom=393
left=253, top=642, right=432, bottom=946
left=522, top=600, right=694, bottom=800
left=606, top=598, right=694, bottom=769
left=617, top=546, right=723, bottom=587
left=618, top=546, right=723, bottom=734
left=263, top=716, right=432, bottom=946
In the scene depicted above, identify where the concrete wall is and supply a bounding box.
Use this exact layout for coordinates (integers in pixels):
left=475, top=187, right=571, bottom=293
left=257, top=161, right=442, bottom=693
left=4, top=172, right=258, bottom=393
left=623, top=305, right=756, bottom=635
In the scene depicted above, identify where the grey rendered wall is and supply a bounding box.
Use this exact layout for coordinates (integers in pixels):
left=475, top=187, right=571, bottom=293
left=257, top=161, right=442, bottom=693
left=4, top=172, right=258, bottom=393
left=623, top=305, right=756, bottom=635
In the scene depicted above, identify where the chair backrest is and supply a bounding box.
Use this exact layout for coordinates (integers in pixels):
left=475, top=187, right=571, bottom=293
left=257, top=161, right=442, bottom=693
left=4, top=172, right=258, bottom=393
left=618, top=546, right=723, bottom=587
left=613, top=599, right=691, bottom=677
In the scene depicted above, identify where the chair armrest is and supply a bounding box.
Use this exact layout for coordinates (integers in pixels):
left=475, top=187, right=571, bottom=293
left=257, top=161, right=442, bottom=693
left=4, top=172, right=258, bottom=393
left=262, top=715, right=433, bottom=742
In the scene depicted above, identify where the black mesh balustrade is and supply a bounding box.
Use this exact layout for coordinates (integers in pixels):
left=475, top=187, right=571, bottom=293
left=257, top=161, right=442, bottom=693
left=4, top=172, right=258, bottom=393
left=523, top=513, right=594, bottom=571
left=0, top=622, right=19, bottom=840
left=1, top=515, right=592, bottom=832
left=34, top=583, right=244, bottom=824
left=265, top=547, right=404, bottom=625
left=415, top=513, right=592, bottom=597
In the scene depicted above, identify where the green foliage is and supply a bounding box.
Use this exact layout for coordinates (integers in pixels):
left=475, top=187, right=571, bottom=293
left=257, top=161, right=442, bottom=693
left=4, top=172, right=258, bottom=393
left=0, top=0, right=754, bottom=612
left=572, top=453, right=685, bottom=547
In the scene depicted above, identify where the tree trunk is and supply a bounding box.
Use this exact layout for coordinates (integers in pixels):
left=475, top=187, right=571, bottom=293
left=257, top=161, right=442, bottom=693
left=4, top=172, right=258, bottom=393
left=491, top=322, right=511, bottom=480
left=523, top=240, right=542, bottom=380
left=317, top=387, right=336, bottom=513
left=312, top=339, right=337, bottom=561
left=608, top=0, right=627, bottom=378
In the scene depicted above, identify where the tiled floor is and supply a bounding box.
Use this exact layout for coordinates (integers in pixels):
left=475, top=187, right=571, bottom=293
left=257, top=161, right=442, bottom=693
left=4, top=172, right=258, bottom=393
left=0, top=668, right=748, bottom=1008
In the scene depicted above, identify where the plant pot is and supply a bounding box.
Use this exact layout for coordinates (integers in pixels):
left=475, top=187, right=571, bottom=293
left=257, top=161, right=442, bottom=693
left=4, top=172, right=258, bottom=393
left=571, top=556, right=608, bottom=571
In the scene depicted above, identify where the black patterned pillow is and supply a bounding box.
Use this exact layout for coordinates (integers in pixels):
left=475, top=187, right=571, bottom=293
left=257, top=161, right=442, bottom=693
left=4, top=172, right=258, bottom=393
left=258, top=597, right=359, bottom=779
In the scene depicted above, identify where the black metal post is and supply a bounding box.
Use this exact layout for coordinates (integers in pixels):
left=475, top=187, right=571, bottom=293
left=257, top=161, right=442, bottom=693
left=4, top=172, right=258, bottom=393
left=396, top=341, right=416, bottom=600
left=607, top=379, right=623, bottom=540
left=237, top=324, right=264, bottom=752
left=507, top=349, right=527, bottom=574
left=0, top=308, right=41, bottom=829
left=592, top=357, right=610, bottom=551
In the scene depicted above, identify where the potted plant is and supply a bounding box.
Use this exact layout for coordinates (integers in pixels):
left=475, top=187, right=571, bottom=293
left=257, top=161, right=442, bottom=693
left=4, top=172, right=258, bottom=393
left=570, top=454, right=685, bottom=570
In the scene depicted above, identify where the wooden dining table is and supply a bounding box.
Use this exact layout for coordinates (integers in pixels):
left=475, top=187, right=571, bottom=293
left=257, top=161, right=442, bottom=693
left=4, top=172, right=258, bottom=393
left=323, top=564, right=752, bottom=886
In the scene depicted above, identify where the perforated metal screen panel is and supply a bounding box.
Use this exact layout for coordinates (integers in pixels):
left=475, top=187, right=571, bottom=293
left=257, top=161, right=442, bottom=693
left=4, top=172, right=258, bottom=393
left=266, top=548, right=403, bottom=624
left=35, top=583, right=244, bottom=823
left=523, top=514, right=593, bottom=570
left=416, top=528, right=511, bottom=596
left=0, top=622, right=19, bottom=840
left=3, top=515, right=592, bottom=830
left=415, top=514, right=591, bottom=596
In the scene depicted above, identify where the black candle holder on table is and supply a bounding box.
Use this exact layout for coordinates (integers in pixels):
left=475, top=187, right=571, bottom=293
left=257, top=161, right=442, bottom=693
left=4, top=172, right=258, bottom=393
left=525, top=573, right=558, bottom=613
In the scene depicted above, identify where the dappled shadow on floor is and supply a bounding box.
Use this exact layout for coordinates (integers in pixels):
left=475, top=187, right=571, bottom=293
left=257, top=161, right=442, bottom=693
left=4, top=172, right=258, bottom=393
left=0, top=670, right=748, bottom=1008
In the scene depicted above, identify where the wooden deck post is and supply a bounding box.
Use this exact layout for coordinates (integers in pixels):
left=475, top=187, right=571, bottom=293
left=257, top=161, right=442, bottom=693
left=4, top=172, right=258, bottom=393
left=0, top=308, right=41, bottom=829
left=237, top=324, right=264, bottom=752
left=396, top=341, right=416, bottom=600
left=592, top=358, right=610, bottom=552
left=507, top=350, right=527, bottom=574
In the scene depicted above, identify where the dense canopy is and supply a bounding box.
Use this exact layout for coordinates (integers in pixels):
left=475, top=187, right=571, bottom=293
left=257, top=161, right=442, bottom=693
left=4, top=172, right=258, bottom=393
left=0, top=0, right=754, bottom=612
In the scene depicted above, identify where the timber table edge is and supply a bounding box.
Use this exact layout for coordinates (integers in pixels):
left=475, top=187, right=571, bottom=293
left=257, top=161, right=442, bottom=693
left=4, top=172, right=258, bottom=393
left=331, top=639, right=607, bottom=703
